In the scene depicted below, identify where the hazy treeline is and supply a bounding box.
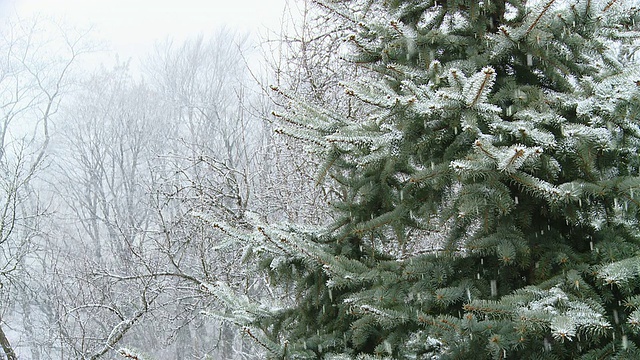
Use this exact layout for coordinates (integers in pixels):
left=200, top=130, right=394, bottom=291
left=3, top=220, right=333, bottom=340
left=0, top=1, right=353, bottom=358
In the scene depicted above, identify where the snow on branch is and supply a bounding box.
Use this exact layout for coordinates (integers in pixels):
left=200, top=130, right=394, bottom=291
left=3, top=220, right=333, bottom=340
left=464, top=67, right=496, bottom=108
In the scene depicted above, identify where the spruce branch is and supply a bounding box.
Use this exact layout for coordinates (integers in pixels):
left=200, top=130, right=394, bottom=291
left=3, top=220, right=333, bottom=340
left=447, top=68, right=466, bottom=91
left=417, top=314, right=462, bottom=333
left=258, top=226, right=291, bottom=256
left=525, top=0, right=558, bottom=38
left=474, top=139, right=498, bottom=161
left=603, top=0, right=619, bottom=12
left=463, top=301, right=513, bottom=318
left=243, top=327, right=284, bottom=357
left=466, top=67, right=496, bottom=107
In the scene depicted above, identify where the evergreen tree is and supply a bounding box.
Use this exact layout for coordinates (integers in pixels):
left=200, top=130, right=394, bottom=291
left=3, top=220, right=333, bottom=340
left=205, top=0, right=640, bottom=358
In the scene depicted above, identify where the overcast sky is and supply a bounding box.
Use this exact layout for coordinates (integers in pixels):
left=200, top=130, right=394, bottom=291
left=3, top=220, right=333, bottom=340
left=2, top=0, right=288, bottom=69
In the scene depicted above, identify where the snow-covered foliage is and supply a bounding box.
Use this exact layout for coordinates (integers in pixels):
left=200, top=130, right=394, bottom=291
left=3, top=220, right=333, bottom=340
left=206, top=0, right=640, bottom=359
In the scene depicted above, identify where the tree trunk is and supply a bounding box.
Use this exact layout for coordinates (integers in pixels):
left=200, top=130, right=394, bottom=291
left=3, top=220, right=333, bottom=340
left=0, top=323, right=17, bottom=360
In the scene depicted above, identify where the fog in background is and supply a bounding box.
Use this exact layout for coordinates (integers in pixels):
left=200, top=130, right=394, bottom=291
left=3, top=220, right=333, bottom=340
left=1, top=0, right=288, bottom=72
left=0, top=0, right=343, bottom=358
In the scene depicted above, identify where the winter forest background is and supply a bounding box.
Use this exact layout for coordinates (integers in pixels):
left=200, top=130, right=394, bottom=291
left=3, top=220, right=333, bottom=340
left=2, top=0, right=640, bottom=359
left=0, top=0, right=336, bottom=357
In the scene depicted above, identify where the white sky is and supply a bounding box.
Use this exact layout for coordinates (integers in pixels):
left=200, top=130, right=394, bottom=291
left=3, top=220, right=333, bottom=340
left=2, top=0, right=288, bottom=69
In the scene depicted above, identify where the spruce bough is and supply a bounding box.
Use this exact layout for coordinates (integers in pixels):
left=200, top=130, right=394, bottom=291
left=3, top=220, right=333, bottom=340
left=207, top=1, right=640, bottom=358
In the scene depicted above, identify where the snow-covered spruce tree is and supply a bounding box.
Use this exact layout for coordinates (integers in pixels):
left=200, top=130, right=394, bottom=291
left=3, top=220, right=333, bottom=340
left=205, top=0, right=640, bottom=358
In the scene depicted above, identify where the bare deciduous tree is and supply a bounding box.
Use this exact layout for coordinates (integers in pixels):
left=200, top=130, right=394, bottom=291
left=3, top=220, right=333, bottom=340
left=42, top=30, right=267, bottom=359
left=1, top=2, right=367, bottom=358
left=0, top=16, right=90, bottom=359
